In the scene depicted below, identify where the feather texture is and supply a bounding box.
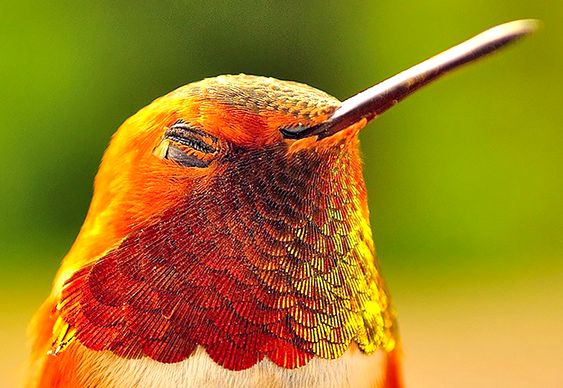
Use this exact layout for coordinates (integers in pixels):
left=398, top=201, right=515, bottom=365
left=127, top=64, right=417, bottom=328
left=55, top=141, right=395, bottom=370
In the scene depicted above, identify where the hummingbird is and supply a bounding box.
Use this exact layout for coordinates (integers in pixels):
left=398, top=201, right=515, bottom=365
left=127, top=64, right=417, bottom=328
left=27, top=20, right=537, bottom=387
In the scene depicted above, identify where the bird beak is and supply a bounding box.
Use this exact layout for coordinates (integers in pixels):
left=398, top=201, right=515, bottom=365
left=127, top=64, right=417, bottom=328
left=281, top=19, right=539, bottom=140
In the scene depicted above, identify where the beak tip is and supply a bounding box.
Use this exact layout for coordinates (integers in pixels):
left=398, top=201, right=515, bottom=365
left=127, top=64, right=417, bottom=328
left=497, top=19, right=542, bottom=40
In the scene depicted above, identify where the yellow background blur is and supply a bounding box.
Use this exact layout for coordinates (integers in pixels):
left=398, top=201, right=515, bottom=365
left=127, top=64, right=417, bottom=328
left=1, top=1, right=562, bottom=387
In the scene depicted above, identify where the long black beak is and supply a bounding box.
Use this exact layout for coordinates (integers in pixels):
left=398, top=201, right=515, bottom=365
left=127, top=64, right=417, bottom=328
left=282, top=19, right=539, bottom=140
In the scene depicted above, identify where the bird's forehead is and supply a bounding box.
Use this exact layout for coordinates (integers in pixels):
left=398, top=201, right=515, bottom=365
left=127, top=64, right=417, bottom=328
left=174, top=74, right=340, bottom=125
left=147, top=75, right=342, bottom=147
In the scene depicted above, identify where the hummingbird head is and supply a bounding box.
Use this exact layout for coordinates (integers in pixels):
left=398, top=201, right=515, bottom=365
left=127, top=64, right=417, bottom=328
left=50, top=20, right=537, bottom=370
left=77, top=74, right=365, bottom=260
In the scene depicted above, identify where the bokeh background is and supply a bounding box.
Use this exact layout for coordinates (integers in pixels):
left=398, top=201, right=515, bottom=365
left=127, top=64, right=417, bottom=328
left=1, top=1, right=562, bottom=387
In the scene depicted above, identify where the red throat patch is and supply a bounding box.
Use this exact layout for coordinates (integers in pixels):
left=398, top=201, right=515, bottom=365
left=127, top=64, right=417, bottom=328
left=56, top=142, right=396, bottom=370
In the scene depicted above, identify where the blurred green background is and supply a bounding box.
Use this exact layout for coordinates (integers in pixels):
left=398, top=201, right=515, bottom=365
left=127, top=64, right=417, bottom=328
left=1, top=1, right=562, bottom=387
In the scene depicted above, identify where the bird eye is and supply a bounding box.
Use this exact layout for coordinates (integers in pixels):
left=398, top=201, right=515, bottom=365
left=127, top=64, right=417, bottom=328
left=156, top=121, right=219, bottom=168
